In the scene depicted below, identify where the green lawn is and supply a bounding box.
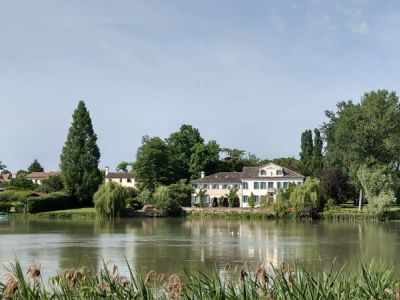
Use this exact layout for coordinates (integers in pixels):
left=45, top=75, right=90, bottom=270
left=323, top=203, right=400, bottom=220
left=32, top=207, right=97, bottom=219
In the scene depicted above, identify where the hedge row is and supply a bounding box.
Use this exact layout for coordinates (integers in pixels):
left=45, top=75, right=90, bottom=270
left=27, top=192, right=79, bottom=213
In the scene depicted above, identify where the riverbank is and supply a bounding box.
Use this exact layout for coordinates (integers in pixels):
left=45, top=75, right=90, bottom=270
left=322, top=204, right=400, bottom=221
left=0, top=260, right=397, bottom=299
left=183, top=207, right=277, bottom=219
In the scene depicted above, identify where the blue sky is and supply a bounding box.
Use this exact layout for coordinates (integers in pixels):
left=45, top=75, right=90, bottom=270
left=1, top=0, right=400, bottom=172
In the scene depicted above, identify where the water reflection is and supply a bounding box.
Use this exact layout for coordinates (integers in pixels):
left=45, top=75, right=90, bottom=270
left=1, top=218, right=400, bottom=278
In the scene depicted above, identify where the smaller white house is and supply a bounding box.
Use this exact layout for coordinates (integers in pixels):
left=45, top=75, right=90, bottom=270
left=26, top=172, right=61, bottom=185
left=191, top=163, right=305, bottom=208
left=104, top=167, right=136, bottom=189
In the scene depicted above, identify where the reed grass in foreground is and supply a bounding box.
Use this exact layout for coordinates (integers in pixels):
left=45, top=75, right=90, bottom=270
left=1, top=260, right=399, bottom=299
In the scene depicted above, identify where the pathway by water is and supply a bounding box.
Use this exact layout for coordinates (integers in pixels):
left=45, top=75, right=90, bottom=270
left=0, top=218, right=399, bottom=278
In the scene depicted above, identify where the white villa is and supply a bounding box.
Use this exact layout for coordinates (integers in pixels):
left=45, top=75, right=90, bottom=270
left=26, top=171, right=61, bottom=185
left=104, top=167, right=136, bottom=188
left=191, top=163, right=304, bottom=207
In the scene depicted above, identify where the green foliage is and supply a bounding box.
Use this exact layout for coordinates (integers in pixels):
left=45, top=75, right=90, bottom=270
left=39, top=175, right=64, bottom=193
left=325, top=198, right=336, bottom=210
left=93, top=182, right=129, bottom=219
left=300, top=129, right=314, bottom=175
left=260, top=195, right=274, bottom=209
left=0, top=260, right=398, bottom=299
left=189, top=140, right=220, bottom=179
left=196, top=189, right=208, bottom=207
left=116, top=161, right=134, bottom=172
left=319, top=168, right=353, bottom=204
left=27, top=192, right=78, bottom=213
left=357, top=164, right=396, bottom=219
left=226, top=189, right=239, bottom=207
left=167, top=124, right=204, bottom=182
left=168, top=180, right=192, bottom=207
left=153, top=185, right=182, bottom=216
left=137, top=188, right=154, bottom=205
left=60, top=101, right=102, bottom=204
left=0, top=190, right=31, bottom=202
left=9, top=174, right=36, bottom=191
left=323, top=90, right=400, bottom=189
left=290, top=178, right=323, bottom=217
left=0, top=202, right=12, bottom=213
left=13, top=201, right=26, bottom=213
left=0, top=161, right=6, bottom=171
left=248, top=192, right=255, bottom=208
left=134, top=136, right=172, bottom=192
left=127, top=197, right=143, bottom=210
left=300, top=129, right=324, bottom=176
left=27, top=159, right=44, bottom=172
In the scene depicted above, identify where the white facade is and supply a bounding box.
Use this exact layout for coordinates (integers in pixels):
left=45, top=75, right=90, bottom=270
left=191, top=163, right=304, bottom=208
left=104, top=167, right=136, bottom=189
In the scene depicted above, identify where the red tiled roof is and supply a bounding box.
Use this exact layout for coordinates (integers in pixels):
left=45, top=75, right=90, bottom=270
left=105, top=172, right=135, bottom=179
left=26, top=172, right=61, bottom=179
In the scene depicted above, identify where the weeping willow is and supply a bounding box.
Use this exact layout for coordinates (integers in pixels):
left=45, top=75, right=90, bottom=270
left=93, top=182, right=129, bottom=219
left=290, top=178, right=323, bottom=217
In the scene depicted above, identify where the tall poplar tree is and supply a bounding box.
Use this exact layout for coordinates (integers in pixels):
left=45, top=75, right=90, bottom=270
left=312, top=129, right=324, bottom=175
left=300, top=130, right=313, bottom=176
left=60, top=101, right=102, bottom=204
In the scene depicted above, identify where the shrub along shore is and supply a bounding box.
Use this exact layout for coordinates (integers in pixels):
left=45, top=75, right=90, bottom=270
left=0, top=260, right=399, bottom=299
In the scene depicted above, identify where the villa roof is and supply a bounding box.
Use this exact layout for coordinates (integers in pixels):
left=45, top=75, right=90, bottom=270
left=191, top=172, right=242, bottom=184
left=26, top=172, right=61, bottom=179
left=0, top=173, right=12, bottom=182
left=105, top=172, right=135, bottom=179
left=242, top=167, right=304, bottom=179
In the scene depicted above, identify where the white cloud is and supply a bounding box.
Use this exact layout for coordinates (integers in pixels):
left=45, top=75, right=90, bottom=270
left=349, top=21, right=369, bottom=34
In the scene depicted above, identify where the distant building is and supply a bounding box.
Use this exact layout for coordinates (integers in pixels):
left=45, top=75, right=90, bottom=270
left=0, top=172, right=12, bottom=184
left=191, top=163, right=304, bottom=207
left=26, top=172, right=61, bottom=185
left=104, top=167, right=136, bottom=188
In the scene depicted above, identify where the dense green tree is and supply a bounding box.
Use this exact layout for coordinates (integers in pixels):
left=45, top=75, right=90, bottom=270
left=323, top=90, right=400, bottom=209
left=116, top=161, right=134, bottom=172
left=93, top=182, right=129, bottom=219
left=9, top=173, right=36, bottom=190
left=0, top=161, right=6, bottom=171
left=168, top=180, right=192, bottom=207
left=189, top=140, right=220, bottom=179
left=16, top=170, right=28, bottom=177
left=134, top=136, right=171, bottom=191
left=319, top=168, right=353, bottom=204
left=300, top=130, right=314, bottom=176
left=220, top=148, right=246, bottom=172
left=60, top=101, right=102, bottom=204
left=39, top=175, right=64, bottom=193
left=28, top=159, right=44, bottom=173
left=167, top=124, right=204, bottom=181
left=312, top=129, right=324, bottom=175
left=153, top=185, right=182, bottom=216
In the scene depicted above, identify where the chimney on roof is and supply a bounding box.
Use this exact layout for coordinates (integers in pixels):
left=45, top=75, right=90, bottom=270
left=105, top=167, right=109, bottom=176
left=201, top=171, right=205, bottom=178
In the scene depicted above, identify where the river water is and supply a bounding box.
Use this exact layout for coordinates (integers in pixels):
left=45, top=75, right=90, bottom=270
left=0, top=218, right=399, bottom=278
